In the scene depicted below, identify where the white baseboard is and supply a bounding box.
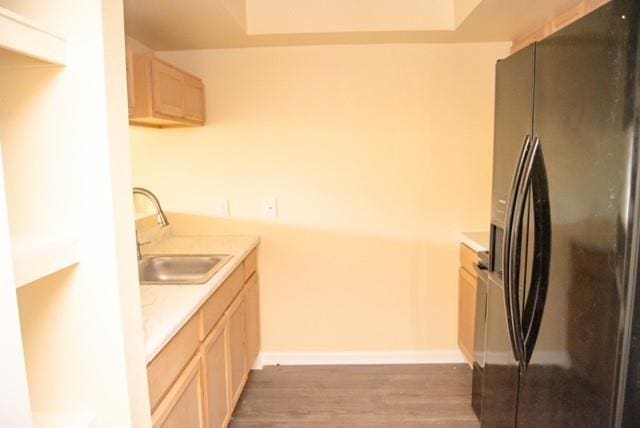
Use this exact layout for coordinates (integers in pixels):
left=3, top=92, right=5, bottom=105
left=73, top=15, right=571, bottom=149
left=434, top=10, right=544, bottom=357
left=251, top=354, right=264, bottom=370
left=253, top=350, right=466, bottom=368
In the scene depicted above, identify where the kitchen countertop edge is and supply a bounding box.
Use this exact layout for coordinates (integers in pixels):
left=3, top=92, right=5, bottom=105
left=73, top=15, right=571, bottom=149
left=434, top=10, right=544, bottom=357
left=459, top=231, right=490, bottom=253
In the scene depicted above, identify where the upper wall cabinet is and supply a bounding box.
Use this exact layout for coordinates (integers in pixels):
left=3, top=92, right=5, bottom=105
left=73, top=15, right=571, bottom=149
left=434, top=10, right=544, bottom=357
left=126, top=47, right=135, bottom=115
left=128, top=53, right=206, bottom=128
left=183, top=75, right=206, bottom=122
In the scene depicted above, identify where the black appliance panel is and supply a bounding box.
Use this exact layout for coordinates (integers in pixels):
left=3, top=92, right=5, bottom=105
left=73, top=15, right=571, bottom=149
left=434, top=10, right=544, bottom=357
left=490, top=45, right=535, bottom=227
left=516, top=2, right=638, bottom=427
left=481, top=274, right=519, bottom=428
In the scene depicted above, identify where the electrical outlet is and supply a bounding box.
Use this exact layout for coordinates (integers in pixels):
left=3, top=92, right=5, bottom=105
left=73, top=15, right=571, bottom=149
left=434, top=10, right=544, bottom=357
left=263, top=198, right=277, bottom=218
left=214, top=199, right=229, bottom=217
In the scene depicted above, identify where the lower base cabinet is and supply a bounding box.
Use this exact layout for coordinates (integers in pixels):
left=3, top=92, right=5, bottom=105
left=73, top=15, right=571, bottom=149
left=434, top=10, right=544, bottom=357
left=245, top=275, right=260, bottom=368
left=458, top=267, right=477, bottom=364
left=148, top=249, right=260, bottom=428
left=152, top=356, right=205, bottom=428
left=458, top=243, right=478, bottom=365
left=202, top=320, right=229, bottom=428
left=227, top=294, right=248, bottom=409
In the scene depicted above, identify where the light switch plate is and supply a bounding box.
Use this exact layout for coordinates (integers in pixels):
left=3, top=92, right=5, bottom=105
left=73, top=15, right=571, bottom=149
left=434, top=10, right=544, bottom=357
left=214, top=200, right=229, bottom=217
left=263, top=198, right=277, bottom=218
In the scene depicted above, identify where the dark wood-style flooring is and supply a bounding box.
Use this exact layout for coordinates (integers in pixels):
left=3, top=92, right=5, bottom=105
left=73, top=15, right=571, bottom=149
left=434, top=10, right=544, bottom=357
left=230, top=364, right=480, bottom=427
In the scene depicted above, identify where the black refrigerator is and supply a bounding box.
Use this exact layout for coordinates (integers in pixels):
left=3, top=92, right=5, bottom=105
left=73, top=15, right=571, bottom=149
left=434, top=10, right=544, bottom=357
left=481, top=1, right=640, bottom=427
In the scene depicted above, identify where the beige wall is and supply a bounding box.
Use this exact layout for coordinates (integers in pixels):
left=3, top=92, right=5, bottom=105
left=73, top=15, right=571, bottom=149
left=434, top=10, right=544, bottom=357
left=130, top=43, right=509, bottom=352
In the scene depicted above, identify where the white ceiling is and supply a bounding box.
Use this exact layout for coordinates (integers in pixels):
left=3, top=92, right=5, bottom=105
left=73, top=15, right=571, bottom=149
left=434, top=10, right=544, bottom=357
left=124, top=0, right=584, bottom=50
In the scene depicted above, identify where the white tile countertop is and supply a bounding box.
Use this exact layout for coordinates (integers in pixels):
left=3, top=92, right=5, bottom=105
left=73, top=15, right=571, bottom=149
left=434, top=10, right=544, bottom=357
left=459, top=231, right=490, bottom=253
left=140, top=234, right=260, bottom=363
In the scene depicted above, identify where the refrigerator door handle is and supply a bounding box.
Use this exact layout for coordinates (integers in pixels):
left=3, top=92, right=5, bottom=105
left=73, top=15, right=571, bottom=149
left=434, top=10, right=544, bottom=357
left=520, top=137, right=552, bottom=367
left=508, top=137, right=540, bottom=365
left=502, top=134, right=532, bottom=362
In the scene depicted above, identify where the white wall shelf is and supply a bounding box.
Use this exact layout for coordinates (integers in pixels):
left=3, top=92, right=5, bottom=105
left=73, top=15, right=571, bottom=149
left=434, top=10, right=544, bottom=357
left=0, top=6, right=66, bottom=66
left=12, top=234, right=80, bottom=288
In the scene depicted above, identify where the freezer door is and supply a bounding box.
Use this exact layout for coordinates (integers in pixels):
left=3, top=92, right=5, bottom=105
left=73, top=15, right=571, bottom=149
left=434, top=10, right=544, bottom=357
left=490, top=45, right=536, bottom=228
left=516, top=1, right=639, bottom=427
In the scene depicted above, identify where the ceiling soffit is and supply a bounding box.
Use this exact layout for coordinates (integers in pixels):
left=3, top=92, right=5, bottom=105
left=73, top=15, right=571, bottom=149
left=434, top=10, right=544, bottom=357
left=244, top=0, right=482, bottom=34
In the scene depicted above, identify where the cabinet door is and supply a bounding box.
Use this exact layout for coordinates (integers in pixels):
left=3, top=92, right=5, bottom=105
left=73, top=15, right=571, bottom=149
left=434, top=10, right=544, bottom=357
left=458, top=267, right=476, bottom=365
left=147, top=315, right=200, bottom=411
left=151, top=58, right=185, bottom=118
left=245, top=274, right=260, bottom=369
left=152, top=355, right=205, bottom=428
left=202, top=321, right=229, bottom=428
left=126, top=47, right=135, bottom=115
left=227, top=293, right=248, bottom=408
left=184, top=74, right=205, bottom=122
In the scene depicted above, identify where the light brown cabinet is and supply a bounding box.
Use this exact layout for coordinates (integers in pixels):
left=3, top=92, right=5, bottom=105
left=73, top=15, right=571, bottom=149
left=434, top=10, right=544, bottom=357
left=201, top=267, right=243, bottom=340
left=183, top=74, right=206, bottom=122
left=147, top=314, right=200, bottom=411
left=244, top=274, right=260, bottom=368
left=148, top=249, right=260, bottom=428
left=202, top=320, right=230, bottom=428
left=458, top=243, right=478, bottom=366
left=151, top=59, right=185, bottom=118
left=126, top=47, right=135, bottom=115
left=152, top=355, right=205, bottom=428
left=227, top=293, right=248, bottom=409
left=129, top=53, right=206, bottom=128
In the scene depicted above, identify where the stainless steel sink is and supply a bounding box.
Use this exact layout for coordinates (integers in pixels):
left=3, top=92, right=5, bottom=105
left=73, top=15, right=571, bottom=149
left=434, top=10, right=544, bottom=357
left=138, top=254, right=232, bottom=285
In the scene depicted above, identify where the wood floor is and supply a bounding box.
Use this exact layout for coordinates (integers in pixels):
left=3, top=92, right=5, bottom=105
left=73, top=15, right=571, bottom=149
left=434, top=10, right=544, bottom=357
left=230, top=364, right=480, bottom=427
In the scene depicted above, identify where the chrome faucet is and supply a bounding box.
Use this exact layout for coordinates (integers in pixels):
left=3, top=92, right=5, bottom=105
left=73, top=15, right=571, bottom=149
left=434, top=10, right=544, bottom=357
left=133, top=187, right=169, bottom=259
left=133, top=187, right=170, bottom=227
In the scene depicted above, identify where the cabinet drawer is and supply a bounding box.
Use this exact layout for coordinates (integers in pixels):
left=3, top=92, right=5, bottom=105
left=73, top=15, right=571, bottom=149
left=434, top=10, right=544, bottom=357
left=243, top=249, right=257, bottom=283
left=148, top=314, right=200, bottom=411
left=460, top=243, right=479, bottom=278
left=200, top=265, right=244, bottom=340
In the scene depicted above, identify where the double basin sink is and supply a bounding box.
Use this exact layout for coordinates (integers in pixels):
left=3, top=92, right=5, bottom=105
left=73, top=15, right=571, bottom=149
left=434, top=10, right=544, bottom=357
left=138, top=254, right=232, bottom=285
